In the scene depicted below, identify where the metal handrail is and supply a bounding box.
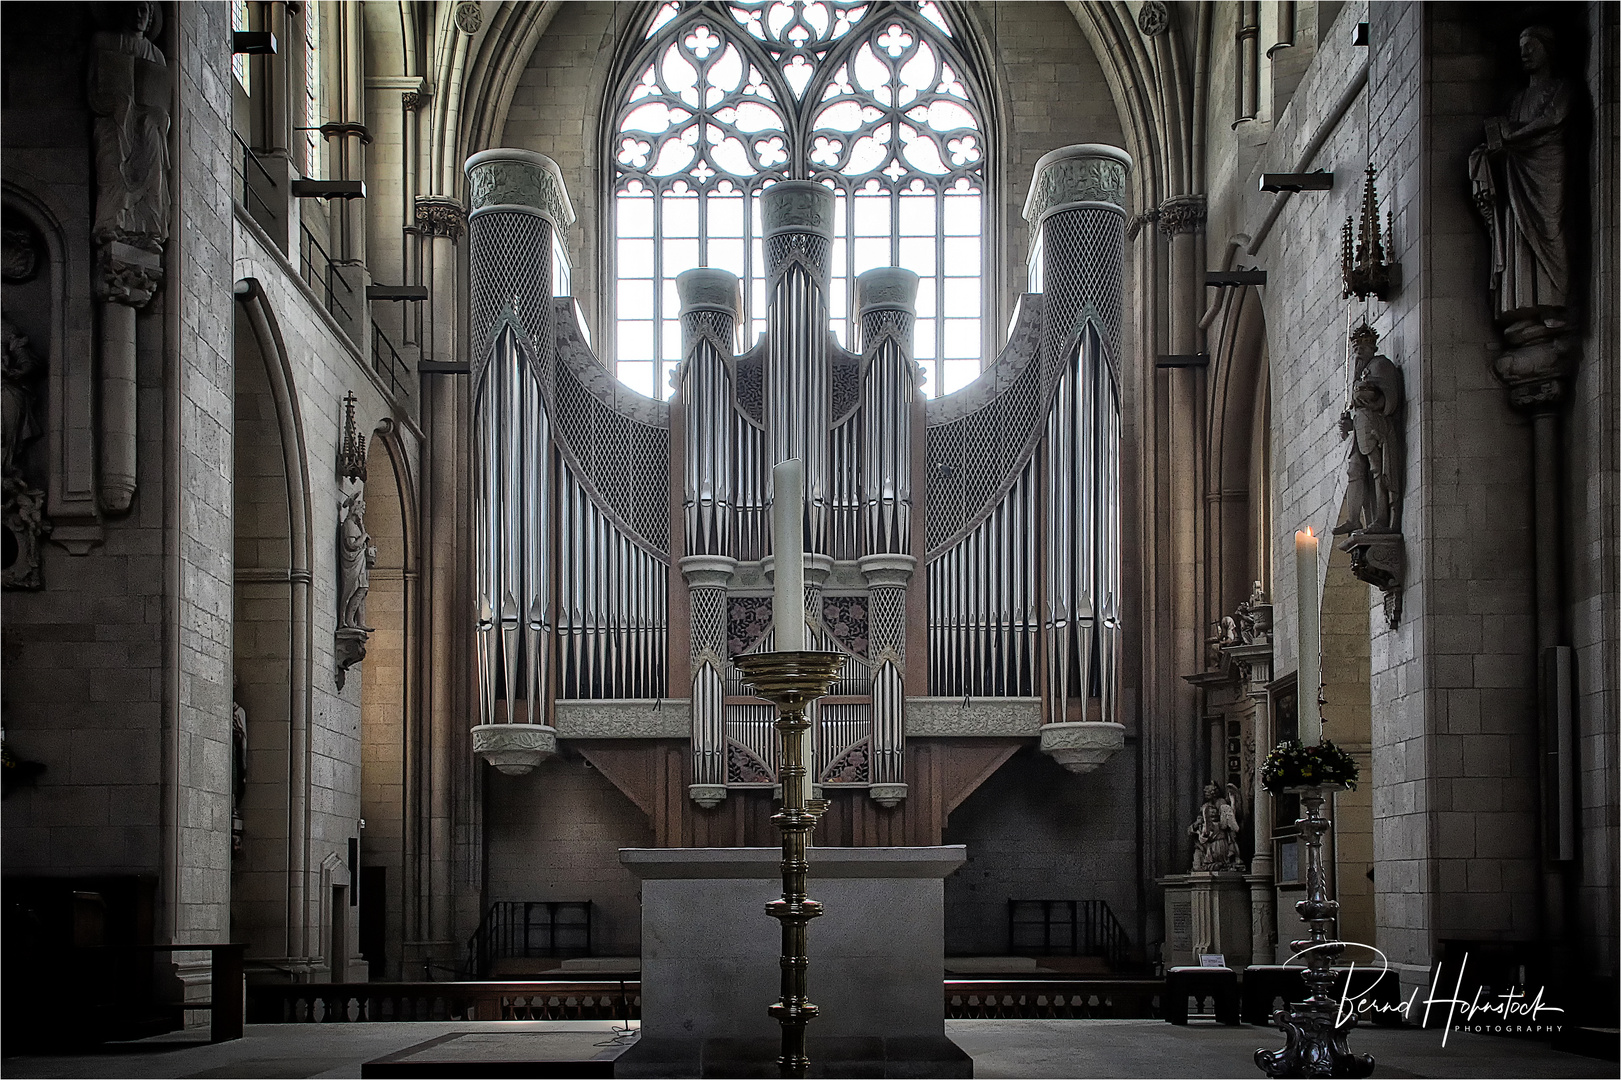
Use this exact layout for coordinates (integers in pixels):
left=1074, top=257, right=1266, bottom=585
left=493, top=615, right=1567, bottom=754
left=230, top=128, right=277, bottom=222
left=298, top=222, right=352, bottom=323
left=371, top=321, right=409, bottom=399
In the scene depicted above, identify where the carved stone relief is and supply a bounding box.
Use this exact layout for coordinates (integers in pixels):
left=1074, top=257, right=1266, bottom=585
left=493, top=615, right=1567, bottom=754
left=1188, top=780, right=1246, bottom=873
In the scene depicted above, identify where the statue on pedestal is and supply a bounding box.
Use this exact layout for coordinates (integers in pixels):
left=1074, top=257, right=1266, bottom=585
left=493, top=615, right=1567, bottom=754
left=1189, top=781, right=1245, bottom=872
left=1334, top=325, right=1404, bottom=536
left=1467, top=24, right=1574, bottom=406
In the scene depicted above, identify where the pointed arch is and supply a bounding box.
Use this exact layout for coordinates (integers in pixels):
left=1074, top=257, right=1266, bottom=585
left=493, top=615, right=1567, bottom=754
left=602, top=0, right=995, bottom=398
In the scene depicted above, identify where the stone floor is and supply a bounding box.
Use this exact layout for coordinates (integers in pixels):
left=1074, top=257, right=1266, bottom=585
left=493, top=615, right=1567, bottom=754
left=4, top=1019, right=1614, bottom=1079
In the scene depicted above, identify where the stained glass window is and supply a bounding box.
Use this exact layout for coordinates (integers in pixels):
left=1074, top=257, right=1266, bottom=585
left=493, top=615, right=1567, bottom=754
left=611, top=0, right=986, bottom=399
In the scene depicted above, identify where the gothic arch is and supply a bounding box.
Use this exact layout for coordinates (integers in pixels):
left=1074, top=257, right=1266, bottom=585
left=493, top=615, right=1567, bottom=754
left=231, top=278, right=318, bottom=966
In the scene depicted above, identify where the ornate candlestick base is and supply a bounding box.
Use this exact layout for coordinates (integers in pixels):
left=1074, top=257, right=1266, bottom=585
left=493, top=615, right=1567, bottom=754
left=1256, top=786, right=1375, bottom=1079
left=735, top=650, right=845, bottom=1079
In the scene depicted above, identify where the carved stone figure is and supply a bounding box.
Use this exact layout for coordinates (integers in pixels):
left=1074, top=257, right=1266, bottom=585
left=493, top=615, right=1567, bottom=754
left=1468, top=25, right=1574, bottom=405
left=1333, top=325, right=1404, bottom=535
left=1469, top=25, right=1570, bottom=338
left=2, top=319, right=49, bottom=590
left=1189, top=781, right=1245, bottom=873
left=88, top=0, right=170, bottom=305
left=2, top=319, right=43, bottom=480
left=338, top=488, right=377, bottom=632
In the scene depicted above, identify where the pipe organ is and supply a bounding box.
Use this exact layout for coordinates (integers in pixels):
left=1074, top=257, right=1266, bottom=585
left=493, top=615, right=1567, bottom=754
left=465, top=143, right=1130, bottom=788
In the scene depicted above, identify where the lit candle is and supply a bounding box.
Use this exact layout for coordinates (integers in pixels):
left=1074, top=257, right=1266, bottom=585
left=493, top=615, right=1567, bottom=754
left=772, top=459, right=806, bottom=652
left=1295, top=527, right=1321, bottom=745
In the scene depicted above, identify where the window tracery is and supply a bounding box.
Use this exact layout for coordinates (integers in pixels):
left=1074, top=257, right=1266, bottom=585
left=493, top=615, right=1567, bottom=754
left=611, top=0, right=986, bottom=399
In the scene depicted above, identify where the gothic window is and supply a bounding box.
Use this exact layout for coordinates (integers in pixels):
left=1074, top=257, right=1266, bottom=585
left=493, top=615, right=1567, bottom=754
left=610, top=0, right=988, bottom=400
left=303, top=2, right=324, bottom=176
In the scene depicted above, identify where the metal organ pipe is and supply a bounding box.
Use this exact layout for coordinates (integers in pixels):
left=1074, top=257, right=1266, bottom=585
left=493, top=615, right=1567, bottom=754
left=677, top=269, right=741, bottom=807
left=1022, top=144, right=1129, bottom=748
left=857, top=269, right=920, bottom=805
left=465, top=148, right=573, bottom=775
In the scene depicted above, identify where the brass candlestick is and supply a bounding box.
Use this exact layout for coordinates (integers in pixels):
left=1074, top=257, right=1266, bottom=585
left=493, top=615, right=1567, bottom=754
left=734, top=650, right=844, bottom=1079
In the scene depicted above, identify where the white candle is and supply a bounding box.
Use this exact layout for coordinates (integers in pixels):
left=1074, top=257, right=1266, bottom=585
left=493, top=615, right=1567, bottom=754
left=772, top=459, right=806, bottom=652
left=1295, top=527, right=1322, bottom=745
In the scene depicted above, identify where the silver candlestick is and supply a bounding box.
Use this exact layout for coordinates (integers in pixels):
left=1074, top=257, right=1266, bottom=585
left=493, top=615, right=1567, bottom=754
left=1255, top=786, right=1375, bottom=1078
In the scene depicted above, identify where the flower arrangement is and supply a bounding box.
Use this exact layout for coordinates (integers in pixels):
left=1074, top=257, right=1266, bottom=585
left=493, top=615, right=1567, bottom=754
left=1261, top=738, right=1359, bottom=793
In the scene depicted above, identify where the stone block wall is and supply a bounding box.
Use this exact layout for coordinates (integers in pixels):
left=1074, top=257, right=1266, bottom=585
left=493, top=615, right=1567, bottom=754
left=484, top=756, right=655, bottom=957
left=942, top=746, right=1140, bottom=958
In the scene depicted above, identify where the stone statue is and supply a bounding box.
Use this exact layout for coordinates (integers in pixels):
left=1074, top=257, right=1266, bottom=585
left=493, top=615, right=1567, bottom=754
left=2, top=319, right=43, bottom=480
left=87, top=0, right=170, bottom=303
left=337, top=487, right=377, bottom=632
left=1189, top=781, right=1245, bottom=872
left=1467, top=24, right=1573, bottom=401
left=1333, top=325, right=1404, bottom=535
left=2, top=319, right=49, bottom=591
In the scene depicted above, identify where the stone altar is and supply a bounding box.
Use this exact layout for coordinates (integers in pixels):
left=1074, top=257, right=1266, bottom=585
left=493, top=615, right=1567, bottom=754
left=615, top=845, right=972, bottom=1078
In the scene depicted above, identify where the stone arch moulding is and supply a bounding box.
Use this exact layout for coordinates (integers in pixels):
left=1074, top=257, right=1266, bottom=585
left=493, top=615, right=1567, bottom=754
left=2, top=178, right=101, bottom=554
left=233, top=277, right=320, bottom=964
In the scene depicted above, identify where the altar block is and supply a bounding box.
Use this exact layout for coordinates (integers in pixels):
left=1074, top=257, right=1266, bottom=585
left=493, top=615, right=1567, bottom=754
left=614, top=845, right=972, bottom=1077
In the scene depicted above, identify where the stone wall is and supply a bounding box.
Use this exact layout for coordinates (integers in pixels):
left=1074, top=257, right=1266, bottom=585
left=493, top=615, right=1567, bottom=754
left=484, top=756, right=654, bottom=957
left=942, top=746, right=1140, bottom=958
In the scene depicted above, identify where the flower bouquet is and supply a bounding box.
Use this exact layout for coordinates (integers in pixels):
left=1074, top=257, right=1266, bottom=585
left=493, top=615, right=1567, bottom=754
left=1260, top=738, right=1359, bottom=794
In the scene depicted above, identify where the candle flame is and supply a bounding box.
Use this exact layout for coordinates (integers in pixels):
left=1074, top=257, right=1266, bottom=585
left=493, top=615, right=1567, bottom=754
left=1304, top=527, right=1315, bottom=538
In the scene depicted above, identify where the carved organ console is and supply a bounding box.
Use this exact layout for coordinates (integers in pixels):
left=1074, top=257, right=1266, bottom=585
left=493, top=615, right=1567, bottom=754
left=465, top=144, right=1129, bottom=796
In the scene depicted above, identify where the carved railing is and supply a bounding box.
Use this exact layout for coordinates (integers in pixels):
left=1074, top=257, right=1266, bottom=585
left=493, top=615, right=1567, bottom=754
left=246, top=980, right=638, bottom=1023
left=944, top=978, right=1163, bottom=1019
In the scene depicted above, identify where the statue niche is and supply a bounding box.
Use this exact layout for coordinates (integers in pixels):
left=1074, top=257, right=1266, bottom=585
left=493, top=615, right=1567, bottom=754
left=1467, top=24, right=1575, bottom=407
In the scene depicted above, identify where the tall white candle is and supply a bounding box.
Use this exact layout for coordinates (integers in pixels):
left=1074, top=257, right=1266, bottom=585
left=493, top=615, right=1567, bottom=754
left=1295, top=527, right=1322, bottom=745
left=772, top=459, right=806, bottom=652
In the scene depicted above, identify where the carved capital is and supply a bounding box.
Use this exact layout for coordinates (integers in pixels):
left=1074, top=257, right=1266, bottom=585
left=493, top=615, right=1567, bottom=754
left=414, top=196, right=466, bottom=239
left=1157, top=194, right=1208, bottom=236
left=401, top=91, right=423, bottom=112
left=869, top=782, right=908, bottom=807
